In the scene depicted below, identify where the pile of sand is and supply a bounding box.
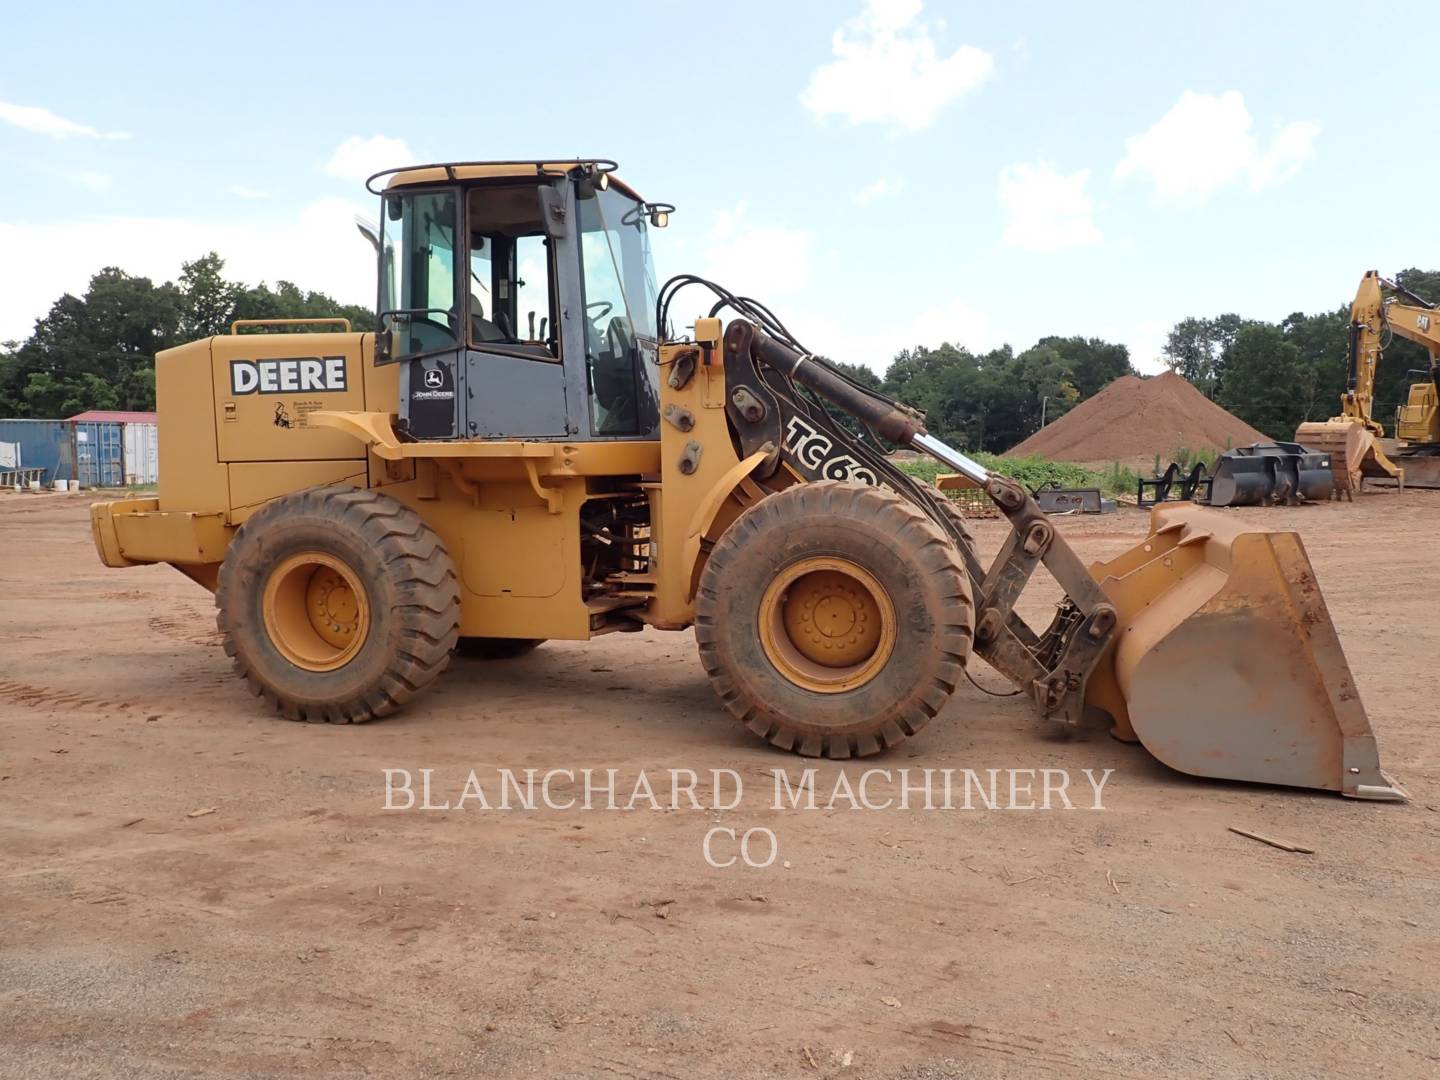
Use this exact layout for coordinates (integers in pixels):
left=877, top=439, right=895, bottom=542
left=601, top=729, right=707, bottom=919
left=1007, top=372, right=1266, bottom=470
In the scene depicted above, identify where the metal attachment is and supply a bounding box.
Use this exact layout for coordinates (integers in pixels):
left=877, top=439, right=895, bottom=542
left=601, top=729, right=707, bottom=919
left=663, top=404, right=695, bottom=432
left=730, top=387, right=768, bottom=423
left=678, top=440, right=702, bottom=476
left=668, top=349, right=699, bottom=390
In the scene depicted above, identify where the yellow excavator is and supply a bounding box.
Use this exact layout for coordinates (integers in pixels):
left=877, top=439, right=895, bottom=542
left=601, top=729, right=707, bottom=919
left=1297, top=270, right=1440, bottom=491
left=88, top=159, right=1404, bottom=800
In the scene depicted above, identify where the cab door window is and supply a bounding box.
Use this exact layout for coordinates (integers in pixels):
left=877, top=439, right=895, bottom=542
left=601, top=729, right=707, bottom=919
left=380, top=190, right=460, bottom=358
left=466, top=185, right=557, bottom=359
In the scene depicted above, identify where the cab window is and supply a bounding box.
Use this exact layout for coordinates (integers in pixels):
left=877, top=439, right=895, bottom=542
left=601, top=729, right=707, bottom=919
left=380, top=190, right=460, bottom=358
left=577, top=186, right=658, bottom=435
left=466, top=185, right=557, bottom=359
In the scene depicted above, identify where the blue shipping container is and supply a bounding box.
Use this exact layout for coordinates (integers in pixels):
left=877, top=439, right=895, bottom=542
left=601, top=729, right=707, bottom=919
left=0, top=419, right=76, bottom=483
left=73, top=421, right=123, bottom=487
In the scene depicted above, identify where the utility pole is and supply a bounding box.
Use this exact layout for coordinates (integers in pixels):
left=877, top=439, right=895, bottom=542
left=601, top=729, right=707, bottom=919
left=1039, top=395, right=1050, bottom=431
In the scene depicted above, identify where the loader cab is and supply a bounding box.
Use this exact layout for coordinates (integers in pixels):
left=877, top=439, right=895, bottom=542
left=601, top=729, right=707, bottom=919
left=373, top=161, right=665, bottom=443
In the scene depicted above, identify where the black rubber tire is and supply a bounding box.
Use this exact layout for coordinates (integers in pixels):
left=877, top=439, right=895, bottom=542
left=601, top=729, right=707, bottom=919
left=933, top=495, right=979, bottom=562
left=216, top=486, right=460, bottom=723
left=455, top=637, right=545, bottom=659
left=694, top=480, right=974, bottom=758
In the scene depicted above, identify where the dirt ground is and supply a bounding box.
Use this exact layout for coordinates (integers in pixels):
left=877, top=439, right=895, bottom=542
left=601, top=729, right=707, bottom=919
left=2, top=491, right=1437, bottom=1079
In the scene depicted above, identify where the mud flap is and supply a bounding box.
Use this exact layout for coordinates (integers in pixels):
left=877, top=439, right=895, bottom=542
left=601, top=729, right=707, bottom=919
left=1084, top=505, right=1406, bottom=801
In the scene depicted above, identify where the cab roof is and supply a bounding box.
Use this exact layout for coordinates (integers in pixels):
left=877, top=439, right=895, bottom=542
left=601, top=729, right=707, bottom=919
left=368, top=159, right=643, bottom=202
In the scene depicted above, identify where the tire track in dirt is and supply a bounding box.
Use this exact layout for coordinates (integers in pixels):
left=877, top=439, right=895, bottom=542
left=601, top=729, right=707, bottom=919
left=0, top=679, right=136, bottom=713
left=148, top=613, right=224, bottom=649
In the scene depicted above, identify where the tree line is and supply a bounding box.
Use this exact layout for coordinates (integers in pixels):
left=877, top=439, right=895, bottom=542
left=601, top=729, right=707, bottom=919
left=827, top=336, right=1132, bottom=452
left=0, top=254, right=372, bottom=418
left=1163, top=268, right=1440, bottom=439
left=3, top=256, right=1434, bottom=452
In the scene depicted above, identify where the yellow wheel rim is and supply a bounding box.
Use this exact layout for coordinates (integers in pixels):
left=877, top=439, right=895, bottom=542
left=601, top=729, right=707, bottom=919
left=758, top=557, right=896, bottom=693
left=261, top=552, right=370, bottom=672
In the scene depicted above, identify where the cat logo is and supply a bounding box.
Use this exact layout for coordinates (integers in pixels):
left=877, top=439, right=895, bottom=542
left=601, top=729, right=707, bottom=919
left=230, top=356, right=348, bottom=395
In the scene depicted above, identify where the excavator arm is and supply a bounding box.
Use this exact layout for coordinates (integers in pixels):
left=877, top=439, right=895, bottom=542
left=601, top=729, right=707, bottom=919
left=1295, top=270, right=1440, bottom=492
left=1341, top=270, right=1440, bottom=434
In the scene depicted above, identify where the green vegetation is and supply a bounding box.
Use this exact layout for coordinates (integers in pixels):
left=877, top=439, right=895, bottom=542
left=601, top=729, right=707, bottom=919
left=897, top=454, right=1139, bottom=498
left=0, top=253, right=372, bottom=417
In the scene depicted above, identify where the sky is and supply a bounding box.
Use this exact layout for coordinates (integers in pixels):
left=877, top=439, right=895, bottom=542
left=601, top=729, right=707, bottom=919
left=2, top=0, right=1437, bottom=374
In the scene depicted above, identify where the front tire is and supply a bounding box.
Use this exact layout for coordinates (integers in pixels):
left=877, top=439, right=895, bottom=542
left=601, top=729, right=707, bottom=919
left=216, top=486, right=460, bottom=723
left=694, top=481, right=973, bottom=758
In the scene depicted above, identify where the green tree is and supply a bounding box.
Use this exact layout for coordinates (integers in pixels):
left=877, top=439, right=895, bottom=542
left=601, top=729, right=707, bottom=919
left=8, top=269, right=182, bottom=415
left=1280, top=307, right=1347, bottom=425
left=178, top=253, right=243, bottom=338
left=234, top=279, right=374, bottom=332
left=1163, top=314, right=1247, bottom=399
left=1218, top=324, right=1306, bottom=438
left=1035, top=335, right=1133, bottom=398
left=2, top=254, right=375, bottom=417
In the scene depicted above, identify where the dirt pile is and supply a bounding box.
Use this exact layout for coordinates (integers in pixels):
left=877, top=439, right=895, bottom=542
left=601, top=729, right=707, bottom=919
left=1007, top=371, right=1266, bottom=468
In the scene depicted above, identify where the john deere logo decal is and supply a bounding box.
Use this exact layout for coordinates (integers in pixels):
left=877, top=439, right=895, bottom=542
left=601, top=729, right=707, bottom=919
left=230, top=356, right=348, bottom=395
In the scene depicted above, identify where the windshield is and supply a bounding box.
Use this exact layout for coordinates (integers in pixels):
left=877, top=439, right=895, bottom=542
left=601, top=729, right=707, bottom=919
left=578, top=186, right=659, bottom=435
left=578, top=187, right=658, bottom=341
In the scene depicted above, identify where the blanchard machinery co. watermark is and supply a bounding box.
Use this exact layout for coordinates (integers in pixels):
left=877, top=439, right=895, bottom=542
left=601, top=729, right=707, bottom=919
left=381, top=766, right=1115, bottom=868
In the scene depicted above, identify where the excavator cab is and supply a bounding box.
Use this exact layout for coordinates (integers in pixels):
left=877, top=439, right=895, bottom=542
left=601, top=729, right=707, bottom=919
left=372, top=162, right=667, bottom=442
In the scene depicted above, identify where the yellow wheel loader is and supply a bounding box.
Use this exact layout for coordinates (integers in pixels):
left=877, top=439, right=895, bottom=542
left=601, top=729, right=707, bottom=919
left=1296, top=270, right=1440, bottom=492
left=91, top=160, right=1404, bottom=800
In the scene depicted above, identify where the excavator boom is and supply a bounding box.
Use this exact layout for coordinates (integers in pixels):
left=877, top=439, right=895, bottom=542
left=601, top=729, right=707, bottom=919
left=1297, top=270, right=1440, bottom=492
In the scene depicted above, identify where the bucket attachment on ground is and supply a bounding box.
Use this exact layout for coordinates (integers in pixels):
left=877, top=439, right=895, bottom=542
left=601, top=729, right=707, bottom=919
left=1137, top=461, right=1211, bottom=507
left=1082, top=504, right=1405, bottom=800
left=1208, top=442, right=1333, bottom=506
left=1295, top=421, right=1404, bottom=497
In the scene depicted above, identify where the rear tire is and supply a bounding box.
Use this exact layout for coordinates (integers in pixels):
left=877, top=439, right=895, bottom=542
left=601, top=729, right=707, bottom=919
left=694, top=481, right=973, bottom=758
left=455, top=637, right=545, bottom=659
left=216, top=486, right=460, bottom=723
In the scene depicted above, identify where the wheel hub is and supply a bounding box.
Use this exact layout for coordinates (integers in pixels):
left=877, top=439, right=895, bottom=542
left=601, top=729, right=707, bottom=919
left=759, top=558, right=896, bottom=693
left=262, top=552, right=370, bottom=672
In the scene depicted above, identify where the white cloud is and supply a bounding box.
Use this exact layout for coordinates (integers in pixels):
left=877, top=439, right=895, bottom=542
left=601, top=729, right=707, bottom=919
left=801, top=0, right=994, bottom=132
left=997, top=162, right=1101, bottom=251
left=225, top=185, right=269, bottom=200
left=0, top=199, right=376, bottom=342
left=1119, top=318, right=1171, bottom=375
left=853, top=176, right=905, bottom=206
left=700, top=202, right=814, bottom=301
left=888, top=296, right=995, bottom=356
left=323, top=135, right=416, bottom=183
left=65, top=170, right=113, bottom=192
left=0, top=100, right=130, bottom=140
left=1114, top=91, right=1319, bottom=204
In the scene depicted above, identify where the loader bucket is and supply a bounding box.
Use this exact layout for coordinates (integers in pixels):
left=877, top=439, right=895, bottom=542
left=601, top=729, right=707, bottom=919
left=1082, top=504, right=1405, bottom=800
left=1295, top=420, right=1403, bottom=493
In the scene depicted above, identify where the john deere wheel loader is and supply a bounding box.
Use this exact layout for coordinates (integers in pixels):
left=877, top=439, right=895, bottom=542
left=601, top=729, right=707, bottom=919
left=91, top=159, right=1404, bottom=800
